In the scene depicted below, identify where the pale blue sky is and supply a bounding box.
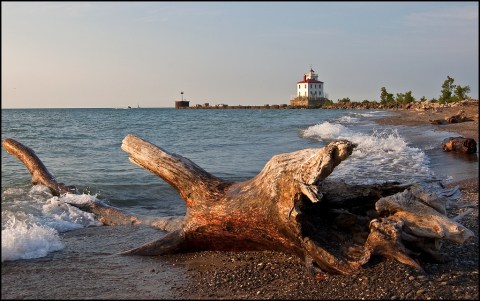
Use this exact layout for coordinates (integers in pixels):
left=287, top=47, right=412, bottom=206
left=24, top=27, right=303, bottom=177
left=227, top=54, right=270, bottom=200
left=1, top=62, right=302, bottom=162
left=2, top=1, right=478, bottom=108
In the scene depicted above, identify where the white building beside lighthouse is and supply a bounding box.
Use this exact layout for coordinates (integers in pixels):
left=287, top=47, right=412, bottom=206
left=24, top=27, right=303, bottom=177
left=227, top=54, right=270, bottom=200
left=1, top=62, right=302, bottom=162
left=291, top=68, right=326, bottom=107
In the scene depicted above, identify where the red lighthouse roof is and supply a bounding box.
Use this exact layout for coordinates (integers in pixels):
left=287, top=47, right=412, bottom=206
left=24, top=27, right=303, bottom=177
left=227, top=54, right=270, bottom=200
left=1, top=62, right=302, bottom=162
left=298, top=68, right=323, bottom=84
left=297, top=79, right=323, bottom=84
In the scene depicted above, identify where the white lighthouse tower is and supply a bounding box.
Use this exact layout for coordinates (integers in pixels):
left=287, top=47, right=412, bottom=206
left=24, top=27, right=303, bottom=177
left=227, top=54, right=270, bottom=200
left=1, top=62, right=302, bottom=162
left=291, top=68, right=325, bottom=107
left=297, top=68, right=324, bottom=98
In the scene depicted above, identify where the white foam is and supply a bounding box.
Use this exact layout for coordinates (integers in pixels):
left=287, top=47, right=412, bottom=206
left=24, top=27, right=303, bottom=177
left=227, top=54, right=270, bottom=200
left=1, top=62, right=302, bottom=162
left=302, top=121, right=352, bottom=140
left=42, top=196, right=102, bottom=232
left=1, top=211, right=64, bottom=262
left=338, top=115, right=359, bottom=123
left=357, top=111, right=387, bottom=117
left=3, top=187, right=27, bottom=196
left=302, top=122, right=433, bottom=184
left=28, top=184, right=53, bottom=196
left=1, top=186, right=102, bottom=262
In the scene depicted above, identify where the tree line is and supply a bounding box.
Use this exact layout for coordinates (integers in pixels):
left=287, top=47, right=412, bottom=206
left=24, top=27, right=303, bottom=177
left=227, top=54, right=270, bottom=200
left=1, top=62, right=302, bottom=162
left=334, top=76, right=471, bottom=106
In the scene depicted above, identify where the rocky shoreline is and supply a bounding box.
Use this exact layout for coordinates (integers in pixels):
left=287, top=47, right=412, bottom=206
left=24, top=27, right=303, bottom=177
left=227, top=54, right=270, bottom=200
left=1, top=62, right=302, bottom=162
left=374, top=100, right=479, bottom=141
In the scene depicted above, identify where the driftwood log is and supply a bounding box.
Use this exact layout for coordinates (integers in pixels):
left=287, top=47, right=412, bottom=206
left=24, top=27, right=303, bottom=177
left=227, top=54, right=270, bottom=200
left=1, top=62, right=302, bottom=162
left=430, top=110, right=473, bottom=125
left=2, top=135, right=474, bottom=275
left=441, top=137, right=477, bottom=154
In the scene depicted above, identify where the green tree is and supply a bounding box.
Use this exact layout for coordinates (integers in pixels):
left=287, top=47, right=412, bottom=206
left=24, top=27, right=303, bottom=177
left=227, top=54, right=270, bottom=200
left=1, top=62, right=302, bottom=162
left=454, top=85, right=471, bottom=101
left=405, top=91, right=415, bottom=103
left=439, top=76, right=456, bottom=103
left=380, top=87, right=395, bottom=105
left=396, top=93, right=404, bottom=103
left=337, top=97, right=351, bottom=103
left=324, top=98, right=334, bottom=105
left=396, top=91, right=415, bottom=104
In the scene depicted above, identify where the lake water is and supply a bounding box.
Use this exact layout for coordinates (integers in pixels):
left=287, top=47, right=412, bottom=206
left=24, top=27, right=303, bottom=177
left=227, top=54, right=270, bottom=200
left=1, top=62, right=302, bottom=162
left=1, top=108, right=477, bottom=262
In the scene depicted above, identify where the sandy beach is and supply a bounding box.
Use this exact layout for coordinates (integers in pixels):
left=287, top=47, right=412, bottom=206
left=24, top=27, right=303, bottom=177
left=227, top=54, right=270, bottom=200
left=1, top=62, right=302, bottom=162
left=2, top=104, right=478, bottom=300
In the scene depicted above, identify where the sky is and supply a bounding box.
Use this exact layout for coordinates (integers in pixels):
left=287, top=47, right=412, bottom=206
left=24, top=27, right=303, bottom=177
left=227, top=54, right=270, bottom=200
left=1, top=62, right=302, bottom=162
left=2, top=1, right=479, bottom=108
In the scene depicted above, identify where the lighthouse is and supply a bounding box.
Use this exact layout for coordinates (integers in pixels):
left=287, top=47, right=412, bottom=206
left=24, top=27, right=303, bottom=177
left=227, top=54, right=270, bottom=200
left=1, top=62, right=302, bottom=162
left=290, top=68, right=326, bottom=108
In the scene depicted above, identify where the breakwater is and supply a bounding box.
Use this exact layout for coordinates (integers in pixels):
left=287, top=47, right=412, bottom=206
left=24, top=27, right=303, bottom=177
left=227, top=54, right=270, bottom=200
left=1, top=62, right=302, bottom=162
left=177, top=104, right=291, bottom=109
left=175, top=99, right=478, bottom=111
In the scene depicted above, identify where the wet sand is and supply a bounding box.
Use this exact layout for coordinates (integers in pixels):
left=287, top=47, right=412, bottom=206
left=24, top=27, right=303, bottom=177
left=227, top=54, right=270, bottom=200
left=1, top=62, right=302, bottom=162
left=2, top=104, right=478, bottom=300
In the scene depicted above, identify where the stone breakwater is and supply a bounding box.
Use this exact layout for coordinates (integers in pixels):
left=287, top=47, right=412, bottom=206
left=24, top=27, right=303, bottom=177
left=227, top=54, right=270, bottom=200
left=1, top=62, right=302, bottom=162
left=323, top=99, right=479, bottom=111
left=178, top=104, right=290, bottom=109
left=176, top=99, right=478, bottom=111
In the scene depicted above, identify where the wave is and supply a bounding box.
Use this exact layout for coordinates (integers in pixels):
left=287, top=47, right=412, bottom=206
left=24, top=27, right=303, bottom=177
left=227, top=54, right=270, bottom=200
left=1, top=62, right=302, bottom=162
left=301, top=121, right=433, bottom=184
left=1, top=186, right=102, bottom=262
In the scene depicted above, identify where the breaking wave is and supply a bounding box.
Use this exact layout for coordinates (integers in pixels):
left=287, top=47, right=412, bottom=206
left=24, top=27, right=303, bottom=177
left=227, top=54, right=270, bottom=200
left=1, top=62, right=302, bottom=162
left=301, top=121, right=433, bottom=184
left=1, top=186, right=102, bottom=262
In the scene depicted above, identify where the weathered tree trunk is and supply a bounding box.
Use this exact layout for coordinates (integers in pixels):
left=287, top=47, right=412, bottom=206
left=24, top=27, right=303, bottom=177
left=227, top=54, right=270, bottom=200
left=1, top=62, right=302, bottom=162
left=2, top=138, right=77, bottom=196
left=442, top=137, right=477, bottom=154
left=445, top=110, right=472, bottom=124
left=2, top=135, right=474, bottom=276
left=430, top=110, right=473, bottom=125
left=119, top=135, right=362, bottom=274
